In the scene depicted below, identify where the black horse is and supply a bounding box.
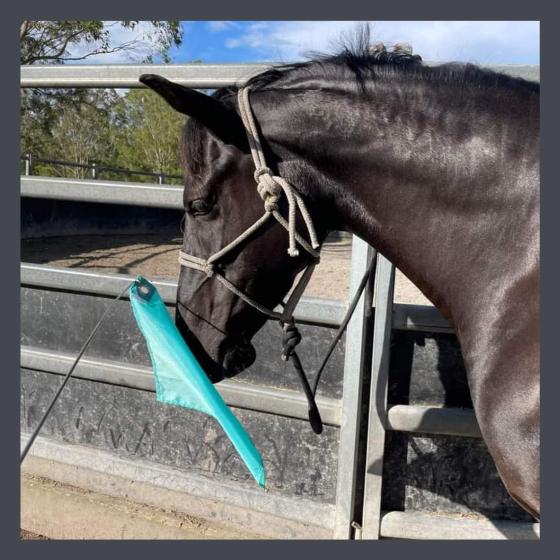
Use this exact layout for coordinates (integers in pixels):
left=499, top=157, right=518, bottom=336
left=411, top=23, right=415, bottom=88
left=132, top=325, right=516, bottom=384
left=140, top=36, right=540, bottom=520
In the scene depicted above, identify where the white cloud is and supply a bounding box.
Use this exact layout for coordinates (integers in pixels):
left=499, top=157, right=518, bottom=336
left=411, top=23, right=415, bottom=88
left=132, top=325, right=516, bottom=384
left=207, top=21, right=236, bottom=33
left=223, top=21, right=540, bottom=65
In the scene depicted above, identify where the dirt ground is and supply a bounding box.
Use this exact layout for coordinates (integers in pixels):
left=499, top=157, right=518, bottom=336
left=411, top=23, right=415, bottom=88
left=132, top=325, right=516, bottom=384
left=21, top=529, right=48, bottom=540
left=21, top=473, right=262, bottom=540
left=21, top=233, right=431, bottom=305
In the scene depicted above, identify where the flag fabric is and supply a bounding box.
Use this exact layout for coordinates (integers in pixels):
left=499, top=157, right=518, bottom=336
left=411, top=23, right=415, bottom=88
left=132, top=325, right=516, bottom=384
left=129, top=276, right=266, bottom=488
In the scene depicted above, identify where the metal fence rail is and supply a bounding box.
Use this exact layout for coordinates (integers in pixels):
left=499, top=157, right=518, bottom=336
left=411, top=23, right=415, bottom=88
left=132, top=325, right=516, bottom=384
left=379, top=511, right=540, bottom=540
left=20, top=62, right=539, bottom=89
left=21, top=63, right=273, bottom=89
left=20, top=61, right=539, bottom=540
left=20, top=345, right=342, bottom=426
left=21, top=176, right=183, bottom=209
left=21, top=154, right=183, bottom=184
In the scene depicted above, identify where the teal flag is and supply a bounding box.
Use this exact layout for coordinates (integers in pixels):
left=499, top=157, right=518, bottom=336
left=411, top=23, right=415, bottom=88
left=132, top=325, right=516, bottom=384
left=129, top=276, right=265, bottom=488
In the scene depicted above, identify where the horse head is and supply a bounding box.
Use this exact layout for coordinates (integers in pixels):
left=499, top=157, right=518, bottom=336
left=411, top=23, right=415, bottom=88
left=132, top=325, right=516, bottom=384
left=140, top=74, right=327, bottom=383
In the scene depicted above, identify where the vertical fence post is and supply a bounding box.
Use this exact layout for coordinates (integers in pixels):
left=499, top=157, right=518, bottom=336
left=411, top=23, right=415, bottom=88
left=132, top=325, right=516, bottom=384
left=360, top=254, right=396, bottom=539
left=25, top=153, right=32, bottom=176
left=91, top=162, right=97, bottom=180
left=333, top=236, right=376, bottom=539
left=158, top=174, right=164, bottom=185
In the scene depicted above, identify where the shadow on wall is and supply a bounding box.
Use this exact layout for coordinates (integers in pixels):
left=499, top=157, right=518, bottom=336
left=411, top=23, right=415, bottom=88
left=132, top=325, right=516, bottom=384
left=21, top=198, right=183, bottom=240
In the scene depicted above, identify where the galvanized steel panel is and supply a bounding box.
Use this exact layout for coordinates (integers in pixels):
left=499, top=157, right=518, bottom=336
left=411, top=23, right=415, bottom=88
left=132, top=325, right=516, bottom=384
left=20, top=281, right=346, bottom=399
left=20, top=63, right=273, bottom=89
left=379, top=511, right=539, bottom=540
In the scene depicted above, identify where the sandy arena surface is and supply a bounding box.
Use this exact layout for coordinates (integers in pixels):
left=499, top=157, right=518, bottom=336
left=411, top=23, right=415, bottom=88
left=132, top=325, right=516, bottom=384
left=21, top=233, right=431, bottom=305
left=21, top=529, right=49, bottom=540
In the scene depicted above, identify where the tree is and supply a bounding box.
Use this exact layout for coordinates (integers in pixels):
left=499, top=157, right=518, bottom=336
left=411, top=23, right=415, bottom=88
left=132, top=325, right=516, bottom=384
left=20, top=20, right=185, bottom=175
left=113, top=89, right=185, bottom=180
left=48, top=90, right=119, bottom=179
left=20, top=21, right=183, bottom=65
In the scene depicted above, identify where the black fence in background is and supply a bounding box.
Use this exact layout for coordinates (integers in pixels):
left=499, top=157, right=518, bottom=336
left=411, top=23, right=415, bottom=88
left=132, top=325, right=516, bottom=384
left=20, top=153, right=183, bottom=185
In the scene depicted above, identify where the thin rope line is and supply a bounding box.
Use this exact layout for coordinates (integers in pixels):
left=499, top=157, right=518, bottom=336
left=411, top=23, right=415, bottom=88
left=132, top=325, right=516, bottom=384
left=21, top=280, right=135, bottom=463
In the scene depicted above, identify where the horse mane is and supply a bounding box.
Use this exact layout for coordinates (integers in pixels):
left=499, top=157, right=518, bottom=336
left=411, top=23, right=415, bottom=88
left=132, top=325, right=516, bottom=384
left=220, top=25, right=538, bottom=96
left=185, top=25, right=538, bottom=177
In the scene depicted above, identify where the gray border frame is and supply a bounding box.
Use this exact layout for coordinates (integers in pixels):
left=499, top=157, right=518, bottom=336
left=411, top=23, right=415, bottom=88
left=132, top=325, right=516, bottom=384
left=1, top=3, right=553, bottom=557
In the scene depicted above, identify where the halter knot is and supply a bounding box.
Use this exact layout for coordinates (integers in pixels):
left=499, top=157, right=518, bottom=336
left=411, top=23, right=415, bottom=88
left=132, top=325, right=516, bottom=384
left=254, top=166, right=272, bottom=182
left=256, top=177, right=282, bottom=213
left=238, top=87, right=321, bottom=259
left=203, top=262, right=215, bottom=278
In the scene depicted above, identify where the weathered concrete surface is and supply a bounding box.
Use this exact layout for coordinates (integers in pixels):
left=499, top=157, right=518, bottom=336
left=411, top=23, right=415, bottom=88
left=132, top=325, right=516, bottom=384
left=21, top=473, right=261, bottom=540
left=21, top=370, right=340, bottom=503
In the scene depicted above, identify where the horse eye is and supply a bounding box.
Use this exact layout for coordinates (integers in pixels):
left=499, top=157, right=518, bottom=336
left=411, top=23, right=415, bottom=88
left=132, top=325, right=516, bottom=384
left=189, top=195, right=215, bottom=216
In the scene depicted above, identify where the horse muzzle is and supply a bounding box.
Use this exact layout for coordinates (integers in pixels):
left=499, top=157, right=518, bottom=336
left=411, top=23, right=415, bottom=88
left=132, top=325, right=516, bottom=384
left=221, top=338, right=257, bottom=378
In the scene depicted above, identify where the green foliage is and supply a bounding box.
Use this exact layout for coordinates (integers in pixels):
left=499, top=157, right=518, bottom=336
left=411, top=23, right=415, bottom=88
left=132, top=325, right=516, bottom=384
left=21, top=88, right=186, bottom=183
left=20, top=20, right=183, bottom=64
left=112, top=89, right=186, bottom=181
left=20, top=20, right=186, bottom=183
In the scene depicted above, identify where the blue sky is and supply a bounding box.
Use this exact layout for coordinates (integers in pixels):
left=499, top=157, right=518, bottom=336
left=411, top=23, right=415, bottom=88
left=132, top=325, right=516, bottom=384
left=77, top=21, right=539, bottom=65
left=170, top=21, right=539, bottom=65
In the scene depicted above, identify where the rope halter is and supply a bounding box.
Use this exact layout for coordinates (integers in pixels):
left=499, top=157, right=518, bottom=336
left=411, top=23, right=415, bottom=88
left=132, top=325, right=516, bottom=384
left=178, top=85, right=321, bottom=321
left=237, top=87, right=320, bottom=258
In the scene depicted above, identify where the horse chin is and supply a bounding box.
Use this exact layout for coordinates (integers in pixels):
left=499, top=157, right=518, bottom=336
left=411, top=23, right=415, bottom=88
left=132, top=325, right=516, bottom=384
left=221, top=340, right=256, bottom=378
left=175, top=307, right=257, bottom=382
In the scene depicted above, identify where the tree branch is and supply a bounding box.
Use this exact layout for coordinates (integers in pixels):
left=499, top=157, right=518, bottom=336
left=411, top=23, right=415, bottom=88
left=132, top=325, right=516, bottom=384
left=20, top=21, right=30, bottom=42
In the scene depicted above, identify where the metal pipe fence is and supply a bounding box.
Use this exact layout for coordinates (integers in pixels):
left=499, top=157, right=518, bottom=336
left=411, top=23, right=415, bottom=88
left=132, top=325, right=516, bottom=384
left=21, top=154, right=183, bottom=184
left=20, top=62, right=539, bottom=540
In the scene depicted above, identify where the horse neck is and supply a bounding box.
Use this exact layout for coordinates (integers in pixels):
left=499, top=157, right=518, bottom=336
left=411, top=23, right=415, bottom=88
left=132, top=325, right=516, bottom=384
left=263, top=79, right=539, bottom=322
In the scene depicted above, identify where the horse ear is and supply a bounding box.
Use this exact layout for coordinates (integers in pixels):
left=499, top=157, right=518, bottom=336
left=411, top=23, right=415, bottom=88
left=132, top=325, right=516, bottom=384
left=139, top=74, right=249, bottom=152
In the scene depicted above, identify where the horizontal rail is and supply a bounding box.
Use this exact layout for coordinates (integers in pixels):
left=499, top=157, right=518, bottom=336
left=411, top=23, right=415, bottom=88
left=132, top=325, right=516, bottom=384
left=392, top=303, right=452, bottom=333
left=21, top=346, right=342, bottom=426
left=20, top=63, right=539, bottom=90
left=21, top=263, right=178, bottom=302
left=21, top=176, right=183, bottom=209
left=21, top=263, right=455, bottom=331
left=20, top=263, right=347, bottom=327
left=386, top=405, right=481, bottom=438
left=379, top=510, right=539, bottom=540
left=21, top=63, right=273, bottom=89
left=21, top=155, right=183, bottom=181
